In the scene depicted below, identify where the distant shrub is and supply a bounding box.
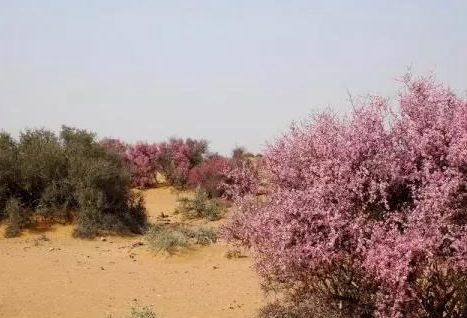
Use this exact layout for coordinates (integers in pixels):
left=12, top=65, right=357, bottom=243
left=128, top=305, right=157, bottom=318
left=175, top=188, right=226, bottom=221
left=100, top=138, right=128, bottom=156
left=144, top=224, right=217, bottom=254
left=144, top=224, right=189, bottom=254
left=232, top=146, right=246, bottom=161
left=224, top=248, right=246, bottom=259
left=187, top=155, right=230, bottom=197
left=117, top=138, right=208, bottom=189
left=0, top=126, right=147, bottom=238
left=183, top=225, right=217, bottom=246
left=124, top=143, right=160, bottom=188
left=158, top=138, right=209, bottom=188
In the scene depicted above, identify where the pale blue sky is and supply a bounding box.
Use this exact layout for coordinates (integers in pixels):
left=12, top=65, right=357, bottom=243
left=0, top=1, right=466, bottom=154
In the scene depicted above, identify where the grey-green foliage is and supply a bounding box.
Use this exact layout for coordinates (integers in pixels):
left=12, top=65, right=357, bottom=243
left=144, top=224, right=189, bottom=254
left=129, top=305, right=157, bottom=318
left=144, top=224, right=217, bottom=254
left=175, top=188, right=226, bottom=221
left=0, top=126, right=147, bottom=238
left=3, top=198, right=28, bottom=238
left=182, top=225, right=217, bottom=246
left=0, top=132, right=20, bottom=221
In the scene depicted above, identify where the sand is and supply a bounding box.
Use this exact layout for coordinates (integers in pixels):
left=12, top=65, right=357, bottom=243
left=0, top=187, right=262, bottom=318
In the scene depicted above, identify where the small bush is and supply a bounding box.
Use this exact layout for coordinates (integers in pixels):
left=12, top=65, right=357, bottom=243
left=225, top=248, right=246, bottom=259
left=128, top=305, right=156, bottom=318
left=144, top=224, right=217, bottom=254
left=144, top=224, right=189, bottom=254
left=182, top=225, right=217, bottom=246
left=175, top=188, right=226, bottom=221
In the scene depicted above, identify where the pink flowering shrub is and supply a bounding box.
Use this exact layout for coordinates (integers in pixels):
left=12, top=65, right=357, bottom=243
left=124, top=143, right=160, bottom=188
left=222, top=76, right=467, bottom=318
left=188, top=150, right=260, bottom=198
left=100, top=138, right=208, bottom=189
left=187, top=155, right=231, bottom=197
left=221, top=159, right=259, bottom=200
left=158, top=138, right=208, bottom=188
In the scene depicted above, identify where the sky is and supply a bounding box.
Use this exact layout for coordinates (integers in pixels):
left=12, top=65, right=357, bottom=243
left=0, top=1, right=466, bottom=155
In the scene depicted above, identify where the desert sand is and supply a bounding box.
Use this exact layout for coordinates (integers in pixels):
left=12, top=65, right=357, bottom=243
left=0, top=187, right=263, bottom=318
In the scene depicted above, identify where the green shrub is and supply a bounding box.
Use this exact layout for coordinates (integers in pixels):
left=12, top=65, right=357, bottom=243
left=0, top=132, right=19, bottom=221
left=175, top=188, right=226, bottom=221
left=0, top=126, right=147, bottom=238
left=3, top=198, right=27, bottom=238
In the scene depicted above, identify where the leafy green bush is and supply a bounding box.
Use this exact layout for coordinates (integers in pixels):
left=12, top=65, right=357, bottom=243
left=175, top=188, right=226, bottom=221
left=0, top=126, right=147, bottom=238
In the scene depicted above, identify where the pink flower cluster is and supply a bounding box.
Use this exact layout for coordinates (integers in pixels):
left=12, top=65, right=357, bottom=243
left=222, top=76, right=467, bottom=317
left=187, top=154, right=260, bottom=198
left=187, top=155, right=231, bottom=197
left=101, top=138, right=208, bottom=189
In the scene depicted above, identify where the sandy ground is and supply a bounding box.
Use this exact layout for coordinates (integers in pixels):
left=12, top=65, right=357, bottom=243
left=0, top=187, right=263, bottom=318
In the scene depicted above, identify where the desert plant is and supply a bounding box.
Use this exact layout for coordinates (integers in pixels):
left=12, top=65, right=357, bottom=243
left=187, top=155, right=230, bottom=197
left=225, top=248, right=246, bottom=259
left=158, top=138, right=208, bottom=188
left=144, top=224, right=189, bottom=254
left=175, top=188, right=226, bottom=221
left=124, top=143, right=160, bottom=188
left=0, top=126, right=147, bottom=238
left=222, top=75, right=467, bottom=318
left=220, top=159, right=259, bottom=200
left=144, top=224, right=217, bottom=254
left=3, top=198, right=27, bottom=238
left=128, top=305, right=156, bottom=318
left=258, top=299, right=341, bottom=318
left=182, top=225, right=217, bottom=246
left=0, top=132, right=19, bottom=221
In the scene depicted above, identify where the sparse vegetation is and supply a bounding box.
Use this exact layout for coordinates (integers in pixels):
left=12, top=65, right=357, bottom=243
left=128, top=305, right=157, bottom=318
left=144, top=224, right=189, bottom=254
left=175, top=188, right=226, bottom=221
left=144, top=223, right=217, bottom=254
left=225, top=248, right=246, bottom=259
